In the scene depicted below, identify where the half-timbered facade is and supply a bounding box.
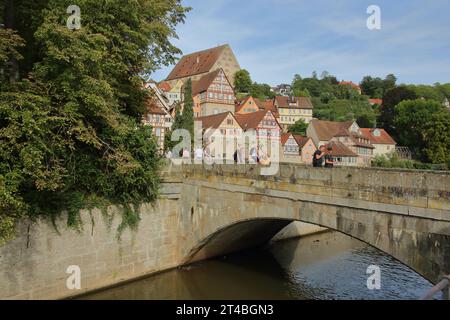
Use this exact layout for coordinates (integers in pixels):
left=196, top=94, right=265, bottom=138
left=191, top=68, right=236, bottom=117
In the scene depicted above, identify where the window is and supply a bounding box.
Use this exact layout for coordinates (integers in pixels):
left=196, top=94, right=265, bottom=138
left=227, top=119, right=233, bottom=125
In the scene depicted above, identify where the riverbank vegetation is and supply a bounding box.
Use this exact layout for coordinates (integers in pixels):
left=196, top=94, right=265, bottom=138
left=0, top=0, right=189, bottom=244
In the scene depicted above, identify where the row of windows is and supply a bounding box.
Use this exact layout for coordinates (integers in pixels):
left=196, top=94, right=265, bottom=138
left=334, top=157, right=357, bottom=164
left=280, top=116, right=309, bottom=122
left=281, top=109, right=312, bottom=115
left=261, top=120, right=277, bottom=127
left=284, top=146, right=299, bottom=153
left=206, top=92, right=235, bottom=101
left=357, top=147, right=373, bottom=155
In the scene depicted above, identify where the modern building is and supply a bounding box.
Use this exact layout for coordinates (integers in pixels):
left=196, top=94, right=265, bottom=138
left=360, top=128, right=397, bottom=157
left=190, top=68, right=236, bottom=117
left=275, top=96, right=314, bottom=131
left=165, top=44, right=241, bottom=88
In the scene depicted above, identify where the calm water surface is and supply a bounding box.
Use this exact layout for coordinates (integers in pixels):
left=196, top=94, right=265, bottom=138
left=81, top=231, right=434, bottom=300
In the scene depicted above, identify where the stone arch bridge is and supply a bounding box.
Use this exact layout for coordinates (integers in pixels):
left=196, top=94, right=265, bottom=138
left=1, top=163, right=449, bottom=299
left=172, top=164, right=450, bottom=285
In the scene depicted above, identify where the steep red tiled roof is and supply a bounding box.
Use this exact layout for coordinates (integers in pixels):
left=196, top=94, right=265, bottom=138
left=234, top=110, right=281, bottom=131
left=293, top=135, right=313, bottom=149
left=360, top=128, right=396, bottom=145
left=235, top=110, right=268, bottom=130
left=275, top=96, right=314, bottom=109
left=191, top=69, right=223, bottom=96
left=196, top=112, right=238, bottom=130
left=326, top=141, right=358, bottom=157
left=166, top=45, right=228, bottom=81
left=145, top=99, right=167, bottom=115
left=309, top=119, right=354, bottom=141
left=281, top=133, right=293, bottom=146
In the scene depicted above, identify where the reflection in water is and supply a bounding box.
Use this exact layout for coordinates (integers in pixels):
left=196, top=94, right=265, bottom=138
left=80, top=231, right=434, bottom=300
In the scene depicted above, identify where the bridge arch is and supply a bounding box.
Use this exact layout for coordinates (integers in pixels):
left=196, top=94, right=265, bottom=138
left=183, top=217, right=432, bottom=283
left=175, top=163, right=450, bottom=284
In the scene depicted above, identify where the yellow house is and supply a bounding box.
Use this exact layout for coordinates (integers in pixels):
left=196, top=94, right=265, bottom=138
left=275, top=96, right=314, bottom=132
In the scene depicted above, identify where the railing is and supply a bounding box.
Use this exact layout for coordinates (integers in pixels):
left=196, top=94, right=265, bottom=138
left=421, top=276, right=450, bottom=300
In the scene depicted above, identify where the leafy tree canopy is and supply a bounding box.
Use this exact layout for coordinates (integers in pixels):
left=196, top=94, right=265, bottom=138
left=0, top=0, right=189, bottom=243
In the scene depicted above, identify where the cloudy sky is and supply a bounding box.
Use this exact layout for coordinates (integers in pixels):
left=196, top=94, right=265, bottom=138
left=151, top=0, right=450, bottom=86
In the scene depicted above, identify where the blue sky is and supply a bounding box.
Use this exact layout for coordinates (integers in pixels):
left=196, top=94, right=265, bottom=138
left=151, top=0, right=450, bottom=86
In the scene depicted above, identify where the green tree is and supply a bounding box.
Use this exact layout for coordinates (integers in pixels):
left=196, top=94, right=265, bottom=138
left=250, top=82, right=275, bottom=99
left=288, top=119, right=308, bottom=136
left=0, top=0, right=189, bottom=243
left=234, top=69, right=252, bottom=93
left=423, top=109, right=450, bottom=166
left=379, top=86, right=417, bottom=138
left=394, top=99, right=444, bottom=160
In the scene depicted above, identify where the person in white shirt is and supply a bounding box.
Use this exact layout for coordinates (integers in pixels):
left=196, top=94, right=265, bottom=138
left=194, top=147, right=203, bottom=161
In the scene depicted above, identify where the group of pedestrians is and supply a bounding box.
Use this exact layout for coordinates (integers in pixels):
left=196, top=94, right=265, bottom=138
left=313, top=145, right=334, bottom=168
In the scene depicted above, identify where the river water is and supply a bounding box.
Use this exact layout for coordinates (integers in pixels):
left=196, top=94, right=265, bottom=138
left=81, top=231, right=435, bottom=300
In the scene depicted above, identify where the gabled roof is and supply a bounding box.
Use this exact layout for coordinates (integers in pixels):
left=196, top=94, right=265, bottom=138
left=281, top=134, right=313, bottom=149
left=196, top=112, right=239, bottom=131
left=190, top=68, right=233, bottom=97
left=281, top=133, right=293, bottom=146
left=309, top=119, right=354, bottom=142
left=293, top=135, right=313, bottom=149
left=235, top=110, right=280, bottom=131
left=166, top=45, right=229, bottom=81
left=191, top=69, right=223, bottom=96
left=360, top=128, right=396, bottom=145
left=235, top=96, right=270, bottom=113
left=145, top=100, right=168, bottom=115
left=275, top=96, right=313, bottom=109
left=326, top=141, right=358, bottom=157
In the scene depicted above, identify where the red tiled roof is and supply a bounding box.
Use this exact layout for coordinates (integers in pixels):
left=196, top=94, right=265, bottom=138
left=368, top=99, right=383, bottom=105
left=145, top=99, right=167, bottom=115
left=166, top=45, right=228, bottom=81
left=293, top=135, right=313, bottom=149
left=326, top=141, right=358, bottom=157
left=275, top=96, right=314, bottom=109
left=309, top=119, right=354, bottom=142
left=281, top=133, right=293, bottom=146
left=234, top=110, right=281, bottom=131
left=196, top=112, right=237, bottom=130
left=360, top=128, right=396, bottom=145
left=340, top=81, right=361, bottom=90
left=158, top=82, right=172, bottom=92
left=191, top=69, right=223, bottom=96
left=235, top=110, right=268, bottom=130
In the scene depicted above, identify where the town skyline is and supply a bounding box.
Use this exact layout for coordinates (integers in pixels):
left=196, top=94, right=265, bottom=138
left=151, top=0, right=450, bottom=86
